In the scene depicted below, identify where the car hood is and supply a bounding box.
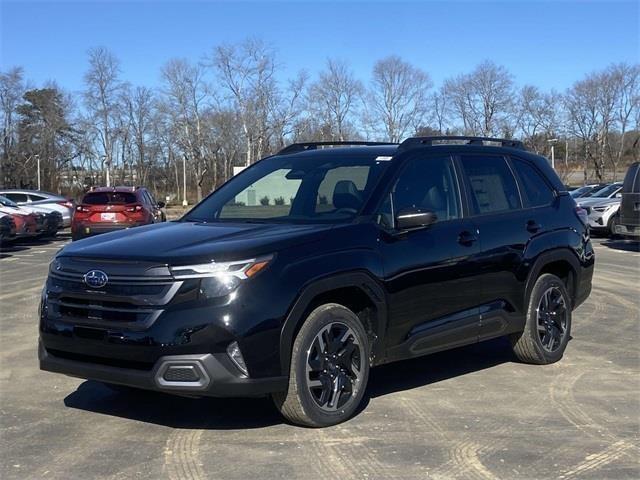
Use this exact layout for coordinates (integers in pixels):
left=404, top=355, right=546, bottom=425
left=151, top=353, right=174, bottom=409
left=60, top=221, right=335, bottom=264
left=578, top=197, right=620, bottom=207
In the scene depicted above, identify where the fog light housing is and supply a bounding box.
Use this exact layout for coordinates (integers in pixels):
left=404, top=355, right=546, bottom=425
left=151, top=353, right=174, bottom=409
left=227, top=341, right=248, bottom=376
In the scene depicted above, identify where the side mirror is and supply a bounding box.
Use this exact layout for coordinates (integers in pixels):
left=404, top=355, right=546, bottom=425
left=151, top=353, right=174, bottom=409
left=615, top=193, right=622, bottom=198
left=157, top=201, right=166, bottom=208
left=395, top=208, right=437, bottom=230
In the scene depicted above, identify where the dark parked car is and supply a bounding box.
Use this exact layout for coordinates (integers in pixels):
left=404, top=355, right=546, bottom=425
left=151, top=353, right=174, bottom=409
left=0, top=213, right=17, bottom=244
left=71, top=186, right=166, bottom=240
left=39, top=137, right=594, bottom=427
left=615, top=162, right=640, bottom=239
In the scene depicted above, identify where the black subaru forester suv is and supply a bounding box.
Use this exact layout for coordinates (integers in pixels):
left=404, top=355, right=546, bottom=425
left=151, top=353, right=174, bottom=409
left=39, top=136, right=594, bottom=427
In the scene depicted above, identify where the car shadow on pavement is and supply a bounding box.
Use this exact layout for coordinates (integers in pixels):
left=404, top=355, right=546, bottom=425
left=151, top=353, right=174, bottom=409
left=64, top=381, right=283, bottom=430
left=366, top=337, right=514, bottom=399
left=0, top=244, right=29, bottom=258
left=64, top=337, right=515, bottom=429
left=601, top=239, right=640, bottom=252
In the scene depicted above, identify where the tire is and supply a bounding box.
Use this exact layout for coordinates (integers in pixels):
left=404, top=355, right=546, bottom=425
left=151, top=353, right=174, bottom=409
left=272, top=303, right=370, bottom=427
left=608, top=215, right=619, bottom=238
left=511, top=273, right=572, bottom=365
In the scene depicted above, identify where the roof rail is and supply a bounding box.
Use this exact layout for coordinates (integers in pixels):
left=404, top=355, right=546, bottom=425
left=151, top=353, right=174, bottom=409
left=277, top=141, right=398, bottom=155
left=398, top=136, right=525, bottom=151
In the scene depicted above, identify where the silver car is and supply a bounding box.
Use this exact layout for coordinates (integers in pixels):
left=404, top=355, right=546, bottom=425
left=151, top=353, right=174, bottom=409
left=0, top=189, right=74, bottom=227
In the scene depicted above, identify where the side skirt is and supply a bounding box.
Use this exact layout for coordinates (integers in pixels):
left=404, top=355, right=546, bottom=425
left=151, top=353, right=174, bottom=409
left=382, top=302, right=523, bottom=365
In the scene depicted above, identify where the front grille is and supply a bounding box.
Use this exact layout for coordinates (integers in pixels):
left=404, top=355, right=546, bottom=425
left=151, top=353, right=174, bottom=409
left=51, top=276, right=167, bottom=296
left=46, top=257, right=183, bottom=331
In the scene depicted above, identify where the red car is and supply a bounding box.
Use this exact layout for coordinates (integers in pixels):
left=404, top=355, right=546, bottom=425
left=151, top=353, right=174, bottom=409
left=0, top=209, right=39, bottom=240
left=72, top=186, right=166, bottom=241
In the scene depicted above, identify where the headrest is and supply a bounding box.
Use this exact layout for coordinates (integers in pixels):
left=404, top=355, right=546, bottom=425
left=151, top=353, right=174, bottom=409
left=332, top=180, right=363, bottom=211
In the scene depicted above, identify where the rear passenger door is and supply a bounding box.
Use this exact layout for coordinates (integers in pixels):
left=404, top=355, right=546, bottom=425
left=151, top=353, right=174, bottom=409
left=458, top=154, right=542, bottom=340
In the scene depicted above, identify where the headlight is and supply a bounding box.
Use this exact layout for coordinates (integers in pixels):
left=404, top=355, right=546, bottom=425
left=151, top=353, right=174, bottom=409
left=592, top=205, right=615, bottom=212
left=170, top=256, right=272, bottom=298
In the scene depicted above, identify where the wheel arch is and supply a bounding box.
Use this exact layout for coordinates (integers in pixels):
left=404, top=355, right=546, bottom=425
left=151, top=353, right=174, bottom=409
left=279, top=271, right=388, bottom=375
left=525, top=249, right=580, bottom=309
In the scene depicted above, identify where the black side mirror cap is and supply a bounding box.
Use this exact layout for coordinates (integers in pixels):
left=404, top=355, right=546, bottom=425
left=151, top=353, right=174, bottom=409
left=395, top=208, right=437, bottom=230
left=157, top=201, right=166, bottom=208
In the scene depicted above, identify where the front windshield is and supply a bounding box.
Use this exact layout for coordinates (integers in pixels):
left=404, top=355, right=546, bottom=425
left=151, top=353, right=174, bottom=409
left=0, top=196, right=18, bottom=208
left=592, top=184, right=621, bottom=198
left=570, top=186, right=591, bottom=197
left=184, top=153, right=391, bottom=224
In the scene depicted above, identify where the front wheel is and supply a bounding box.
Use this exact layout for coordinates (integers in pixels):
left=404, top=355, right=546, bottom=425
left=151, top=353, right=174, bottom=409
left=511, top=273, right=572, bottom=364
left=273, top=304, right=370, bottom=427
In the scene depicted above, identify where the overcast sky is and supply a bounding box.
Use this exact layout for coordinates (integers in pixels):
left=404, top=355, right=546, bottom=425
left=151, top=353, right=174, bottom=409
left=1, top=0, right=638, bottom=94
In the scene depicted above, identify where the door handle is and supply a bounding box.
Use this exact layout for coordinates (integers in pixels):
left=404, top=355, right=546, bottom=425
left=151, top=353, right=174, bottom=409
left=458, top=231, right=478, bottom=246
left=526, top=220, right=541, bottom=233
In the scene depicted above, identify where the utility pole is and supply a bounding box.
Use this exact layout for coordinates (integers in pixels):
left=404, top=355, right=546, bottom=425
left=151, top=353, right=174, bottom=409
left=547, top=138, right=558, bottom=170
left=101, top=155, right=110, bottom=187
left=182, top=155, right=188, bottom=207
left=35, top=154, right=41, bottom=190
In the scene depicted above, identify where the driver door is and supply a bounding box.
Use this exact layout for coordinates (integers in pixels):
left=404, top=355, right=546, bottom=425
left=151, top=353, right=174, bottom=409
left=378, top=153, right=483, bottom=358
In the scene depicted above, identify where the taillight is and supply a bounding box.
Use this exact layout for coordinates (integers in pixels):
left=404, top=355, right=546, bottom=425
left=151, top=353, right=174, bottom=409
left=76, top=205, right=90, bottom=213
left=575, top=206, right=589, bottom=226
left=58, top=200, right=74, bottom=209
left=125, top=204, right=143, bottom=213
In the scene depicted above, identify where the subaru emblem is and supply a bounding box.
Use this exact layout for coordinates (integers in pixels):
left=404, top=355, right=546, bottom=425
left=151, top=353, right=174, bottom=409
left=83, top=270, right=108, bottom=288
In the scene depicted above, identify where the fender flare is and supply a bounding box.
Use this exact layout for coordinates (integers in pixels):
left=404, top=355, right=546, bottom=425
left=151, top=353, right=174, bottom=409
left=524, top=248, right=580, bottom=306
left=279, top=271, right=388, bottom=375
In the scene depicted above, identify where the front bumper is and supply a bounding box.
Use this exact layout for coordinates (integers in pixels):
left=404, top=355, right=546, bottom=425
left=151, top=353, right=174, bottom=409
left=39, top=341, right=287, bottom=397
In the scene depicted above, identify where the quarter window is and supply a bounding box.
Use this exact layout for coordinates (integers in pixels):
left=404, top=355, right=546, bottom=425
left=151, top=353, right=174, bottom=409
left=460, top=155, right=521, bottom=215
left=511, top=158, right=555, bottom=207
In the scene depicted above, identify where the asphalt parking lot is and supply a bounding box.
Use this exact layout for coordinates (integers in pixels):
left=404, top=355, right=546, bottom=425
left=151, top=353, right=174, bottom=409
left=0, top=235, right=638, bottom=479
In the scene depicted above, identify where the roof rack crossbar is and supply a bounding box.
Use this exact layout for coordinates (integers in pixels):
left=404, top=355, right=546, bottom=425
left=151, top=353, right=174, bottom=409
left=398, top=136, right=525, bottom=151
left=277, top=141, right=398, bottom=155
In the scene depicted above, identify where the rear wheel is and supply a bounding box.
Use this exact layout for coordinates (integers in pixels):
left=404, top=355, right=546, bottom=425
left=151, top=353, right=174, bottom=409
left=511, top=273, right=571, bottom=364
left=273, top=304, right=370, bottom=427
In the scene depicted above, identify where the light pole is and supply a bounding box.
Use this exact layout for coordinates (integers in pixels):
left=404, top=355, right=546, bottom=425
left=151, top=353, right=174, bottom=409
left=182, top=155, right=188, bottom=207
left=547, top=138, right=558, bottom=170
left=35, top=154, right=41, bottom=190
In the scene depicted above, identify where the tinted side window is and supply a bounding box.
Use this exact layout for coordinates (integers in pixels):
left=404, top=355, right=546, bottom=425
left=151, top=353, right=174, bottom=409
left=4, top=193, right=28, bottom=203
left=391, top=155, right=461, bottom=222
left=28, top=194, right=47, bottom=201
left=460, top=155, right=521, bottom=215
left=141, top=191, right=152, bottom=205
left=511, top=158, right=555, bottom=207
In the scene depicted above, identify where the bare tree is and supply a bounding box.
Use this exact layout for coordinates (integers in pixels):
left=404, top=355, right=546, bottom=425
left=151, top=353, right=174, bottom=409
left=564, top=75, right=601, bottom=182
left=123, top=85, right=156, bottom=185
left=83, top=47, right=123, bottom=186
left=366, top=56, right=432, bottom=142
left=308, top=59, right=363, bottom=141
left=161, top=58, right=211, bottom=200
left=516, top=85, right=560, bottom=153
left=210, top=39, right=279, bottom=165
left=609, top=63, right=639, bottom=179
left=430, top=88, right=450, bottom=135
left=0, top=67, right=27, bottom=185
left=444, top=61, right=514, bottom=136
